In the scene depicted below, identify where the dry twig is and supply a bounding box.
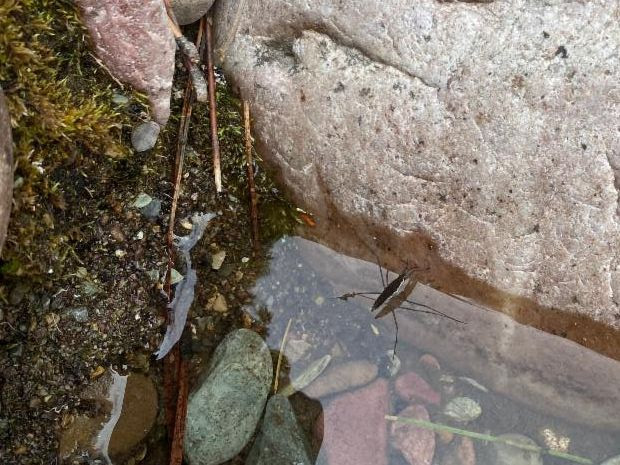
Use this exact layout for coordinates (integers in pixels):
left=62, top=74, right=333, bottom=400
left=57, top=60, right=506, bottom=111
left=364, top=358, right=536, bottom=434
left=162, top=14, right=206, bottom=460
left=205, top=14, right=222, bottom=192
left=169, top=359, right=190, bottom=465
left=163, top=0, right=207, bottom=101
left=243, top=100, right=260, bottom=250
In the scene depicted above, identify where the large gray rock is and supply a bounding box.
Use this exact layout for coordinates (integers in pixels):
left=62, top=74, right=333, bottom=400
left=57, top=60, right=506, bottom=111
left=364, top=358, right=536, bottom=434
left=184, top=329, right=273, bottom=465
left=77, top=0, right=175, bottom=125
left=170, top=0, right=215, bottom=25
left=246, top=394, right=312, bottom=465
left=213, top=0, right=620, bottom=330
left=0, top=88, right=12, bottom=252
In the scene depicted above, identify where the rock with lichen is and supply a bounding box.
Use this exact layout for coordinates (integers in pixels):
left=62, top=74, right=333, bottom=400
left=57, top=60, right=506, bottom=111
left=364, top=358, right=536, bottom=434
left=0, top=87, right=12, bottom=253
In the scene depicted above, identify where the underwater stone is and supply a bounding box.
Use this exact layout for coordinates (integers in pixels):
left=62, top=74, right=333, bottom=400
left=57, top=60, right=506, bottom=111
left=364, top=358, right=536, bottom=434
left=395, top=371, right=441, bottom=406
left=601, top=455, right=620, bottom=465
left=318, top=378, right=389, bottom=465
left=76, top=0, right=175, bottom=125
left=131, top=121, right=160, bottom=152
left=390, top=404, right=435, bottom=465
left=170, top=0, right=216, bottom=25
left=0, top=87, right=12, bottom=253
left=304, top=359, right=378, bottom=399
left=246, top=394, right=312, bottom=465
left=486, top=434, right=542, bottom=465
left=443, top=397, right=482, bottom=423
left=185, top=329, right=272, bottom=465
left=213, top=0, right=620, bottom=332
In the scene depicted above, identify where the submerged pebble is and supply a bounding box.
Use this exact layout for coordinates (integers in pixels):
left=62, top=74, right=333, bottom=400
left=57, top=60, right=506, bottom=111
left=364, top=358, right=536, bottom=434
left=304, top=359, right=378, bottom=398
left=443, top=397, right=482, bottom=422
left=486, top=434, right=542, bottom=465
left=390, top=404, right=435, bottom=465
left=440, top=437, right=476, bottom=465
left=395, top=371, right=441, bottom=406
left=131, top=121, right=160, bottom=152
left=245, top=395, right=312, bottom=465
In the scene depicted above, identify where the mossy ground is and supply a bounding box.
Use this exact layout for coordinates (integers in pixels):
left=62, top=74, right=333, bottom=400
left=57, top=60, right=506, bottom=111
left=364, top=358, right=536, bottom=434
left=0, top=2, right=298, bottom=463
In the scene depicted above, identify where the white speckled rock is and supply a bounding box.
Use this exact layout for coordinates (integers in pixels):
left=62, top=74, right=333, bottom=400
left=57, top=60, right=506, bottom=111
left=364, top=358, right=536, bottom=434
left=0, top=87, right=12, bottom=252
left=76, top=0, right=175, bottom=125
left=170, top=0, right=215, bottom=25
left=213, top=0, right=620, bottom=330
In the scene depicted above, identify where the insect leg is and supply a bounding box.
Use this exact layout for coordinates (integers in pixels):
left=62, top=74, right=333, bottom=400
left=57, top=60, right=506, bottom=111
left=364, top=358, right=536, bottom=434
left=391, top=310, right=398, bottom=358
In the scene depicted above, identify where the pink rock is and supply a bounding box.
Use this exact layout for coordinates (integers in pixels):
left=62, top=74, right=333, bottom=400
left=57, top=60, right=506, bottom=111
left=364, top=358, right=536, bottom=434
left=395, top=372, right=441, bottom=406
left=76, top=0, right=175, bottom=125
left=320, top=378, right=389, bottom=465
left=390, top=405, right=435, bottom=465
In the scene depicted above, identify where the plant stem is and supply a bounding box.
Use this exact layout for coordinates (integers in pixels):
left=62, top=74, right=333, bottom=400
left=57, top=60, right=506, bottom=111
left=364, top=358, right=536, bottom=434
left=385, top=415, right=593, bottom=465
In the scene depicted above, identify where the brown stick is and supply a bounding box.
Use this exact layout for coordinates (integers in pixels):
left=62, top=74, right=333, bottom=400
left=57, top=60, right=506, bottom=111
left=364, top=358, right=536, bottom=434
left=243, top=100, right=260, bottom=250
left=169, top=358, right=190, bottom=465
left=205, top=14, right=222, bottom=193
left=163, top=14, right=206, bottom=451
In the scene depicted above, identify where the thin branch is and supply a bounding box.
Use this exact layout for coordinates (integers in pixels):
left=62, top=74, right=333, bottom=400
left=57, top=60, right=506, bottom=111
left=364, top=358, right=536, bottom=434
left=163, top=0, right=207, bottom=101
left=205, top=13, right=222, bottom=193
left=162, top=14, right=207, bottom=460
left=169, top=359, right=190, bottom=465
left=243, top=100, right=260, bottom=250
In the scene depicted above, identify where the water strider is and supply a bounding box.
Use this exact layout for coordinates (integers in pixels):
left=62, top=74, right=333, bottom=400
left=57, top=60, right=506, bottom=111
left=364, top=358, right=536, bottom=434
left=336, top=264, right=464, bottom=356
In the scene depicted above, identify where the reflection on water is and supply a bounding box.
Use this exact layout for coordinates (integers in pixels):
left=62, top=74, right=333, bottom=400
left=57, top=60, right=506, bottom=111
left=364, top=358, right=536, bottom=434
left=246, top=236, right=620, bottom=465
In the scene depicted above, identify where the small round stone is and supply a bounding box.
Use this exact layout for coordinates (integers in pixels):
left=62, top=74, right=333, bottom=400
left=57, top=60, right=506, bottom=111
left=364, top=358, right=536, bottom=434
left=131, top=121, right=160, bottom=152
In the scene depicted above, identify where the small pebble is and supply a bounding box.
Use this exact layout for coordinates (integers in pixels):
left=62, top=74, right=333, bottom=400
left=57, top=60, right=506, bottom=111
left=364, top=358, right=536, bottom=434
left=180, top=218, right=193, bottom=230
left=170, top=269, right=183, bottom=285
left=211, top=250, right=227, bottom=270
left=487, top=434, right=542, bottom=465
left=443, top=397, right=482, bottom=423
left=131, top=121, right=160, bottom=152
left=601, top=455, right=620, bottom=465
left=115, top=249, right=126, bottom=258
left=210, top=293, right=228, bottom=313
left=139, top=199, right=161, bottom=220
left=132, top=192, right=152, bottom=208
left=67, top=307, right=89, bottom=323
left=419, top=354, right=441, bottom=372
left=111, top=93, right=129, bottom=105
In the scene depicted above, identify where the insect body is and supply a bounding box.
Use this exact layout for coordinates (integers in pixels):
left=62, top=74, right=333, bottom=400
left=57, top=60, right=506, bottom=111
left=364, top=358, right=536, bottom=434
left=336, top=265, right=463, bottom=356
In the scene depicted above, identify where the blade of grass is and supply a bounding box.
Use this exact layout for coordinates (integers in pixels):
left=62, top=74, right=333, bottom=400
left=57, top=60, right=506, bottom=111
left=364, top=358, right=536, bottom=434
left=385, top=415, right=593, bottom=465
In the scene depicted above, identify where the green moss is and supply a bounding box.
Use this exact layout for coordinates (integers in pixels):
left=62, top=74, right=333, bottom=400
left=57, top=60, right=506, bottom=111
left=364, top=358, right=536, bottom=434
left=0, top=0, right=129, bottom=284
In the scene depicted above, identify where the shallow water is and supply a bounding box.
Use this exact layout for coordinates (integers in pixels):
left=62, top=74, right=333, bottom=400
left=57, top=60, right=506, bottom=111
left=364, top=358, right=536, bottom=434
left=246, top=236, right=620, bottom=465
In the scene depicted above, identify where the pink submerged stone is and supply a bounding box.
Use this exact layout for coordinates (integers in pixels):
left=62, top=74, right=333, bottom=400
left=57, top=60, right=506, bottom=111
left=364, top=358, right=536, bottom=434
left=395, top=371, right=441, bottom=406
left=319, top=378, right=390, bottom=465
left=390, top=404, right=435, bottom=465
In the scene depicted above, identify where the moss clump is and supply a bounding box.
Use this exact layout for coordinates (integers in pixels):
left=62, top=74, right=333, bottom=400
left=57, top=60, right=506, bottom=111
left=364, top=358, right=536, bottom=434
left=0, top=0, right=129, bottom=287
